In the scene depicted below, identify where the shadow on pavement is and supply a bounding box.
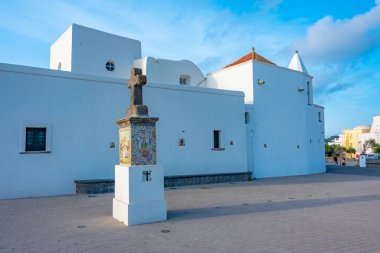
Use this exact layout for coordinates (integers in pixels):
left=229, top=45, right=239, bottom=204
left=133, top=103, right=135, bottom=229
left=167, top=193, right=380, bottom=221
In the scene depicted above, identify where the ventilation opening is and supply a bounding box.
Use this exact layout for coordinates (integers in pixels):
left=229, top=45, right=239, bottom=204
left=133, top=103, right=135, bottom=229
left=179, top=74, right=191, bottom=85
left=213, top=130, right=221, bottom=149
left=245, top=112, right=250, bottom=124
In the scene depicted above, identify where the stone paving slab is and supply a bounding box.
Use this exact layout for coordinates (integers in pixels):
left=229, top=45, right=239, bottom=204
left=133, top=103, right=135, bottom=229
left=1, top=173, right=380, bottom=252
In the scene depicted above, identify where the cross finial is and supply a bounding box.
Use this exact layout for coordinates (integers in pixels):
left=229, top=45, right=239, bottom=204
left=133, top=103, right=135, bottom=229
left=126, top=68, right=149, bottom=117
left=128, top=68, right=147, bottom=88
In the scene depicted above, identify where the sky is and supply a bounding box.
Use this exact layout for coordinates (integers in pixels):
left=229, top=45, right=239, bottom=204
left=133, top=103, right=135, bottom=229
left=0, top=0, right=379, bottom=137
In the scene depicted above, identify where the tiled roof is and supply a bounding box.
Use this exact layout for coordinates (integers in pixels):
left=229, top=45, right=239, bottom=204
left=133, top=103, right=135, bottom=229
left=224, top=48, right=275, bottom=69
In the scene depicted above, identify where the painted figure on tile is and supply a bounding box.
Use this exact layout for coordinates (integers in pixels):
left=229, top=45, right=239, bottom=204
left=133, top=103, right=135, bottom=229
left=119, top=128, right=131, bottom=165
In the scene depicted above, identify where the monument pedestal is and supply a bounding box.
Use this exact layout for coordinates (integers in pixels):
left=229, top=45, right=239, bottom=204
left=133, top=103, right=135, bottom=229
left=113, top=165, right=167, bottom=226
left=113, top=68, right=166, bottom=226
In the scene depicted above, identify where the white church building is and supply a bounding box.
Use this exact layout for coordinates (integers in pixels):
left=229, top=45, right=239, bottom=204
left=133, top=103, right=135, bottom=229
left=0, top=24, right=325, bottom=200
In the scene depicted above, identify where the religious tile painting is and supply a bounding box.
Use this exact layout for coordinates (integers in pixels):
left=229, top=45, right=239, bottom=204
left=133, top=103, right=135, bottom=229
left=131, top=124, right=157, bottom=165
left=119, top=127, right=131, bottom=165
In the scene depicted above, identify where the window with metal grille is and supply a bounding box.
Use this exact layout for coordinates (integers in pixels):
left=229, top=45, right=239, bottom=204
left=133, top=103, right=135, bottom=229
left=25, top=128, right=47, bottom=151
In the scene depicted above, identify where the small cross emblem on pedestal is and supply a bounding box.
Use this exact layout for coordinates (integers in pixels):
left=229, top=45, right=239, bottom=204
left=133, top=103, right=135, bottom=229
left=143, top=170, right=152, bottom=182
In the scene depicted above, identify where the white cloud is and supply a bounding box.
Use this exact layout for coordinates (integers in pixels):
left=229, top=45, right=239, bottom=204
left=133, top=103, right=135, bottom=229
left=294, top=1, right=380, bottom=62
left=0, top=0, right=297, bottom=73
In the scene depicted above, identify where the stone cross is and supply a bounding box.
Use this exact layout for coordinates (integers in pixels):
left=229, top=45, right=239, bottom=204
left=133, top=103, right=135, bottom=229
left=126, top=68, right=148, bottom=118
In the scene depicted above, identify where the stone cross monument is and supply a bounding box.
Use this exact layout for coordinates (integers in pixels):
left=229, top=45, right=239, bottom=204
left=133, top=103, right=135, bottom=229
left=113, top=68, right=167, bottom=226
left=116, top=68, right=159, bottom=166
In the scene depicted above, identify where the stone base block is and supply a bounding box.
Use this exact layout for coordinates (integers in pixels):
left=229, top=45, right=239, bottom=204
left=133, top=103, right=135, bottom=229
left=126, top=105, right=148, bottom=117
left=113, top=164, right=167, bottom=226
left=113, top=198, right=167, bottom=226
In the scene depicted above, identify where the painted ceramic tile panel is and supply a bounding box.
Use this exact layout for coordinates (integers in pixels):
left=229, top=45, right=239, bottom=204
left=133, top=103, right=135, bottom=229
left=131, top=125, right=157, bottom=165
left=119, top=127, right=131, bottom=165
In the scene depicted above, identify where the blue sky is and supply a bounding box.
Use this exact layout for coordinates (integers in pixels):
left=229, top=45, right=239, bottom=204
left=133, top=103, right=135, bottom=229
left=0, top=0, right=379, bottom=137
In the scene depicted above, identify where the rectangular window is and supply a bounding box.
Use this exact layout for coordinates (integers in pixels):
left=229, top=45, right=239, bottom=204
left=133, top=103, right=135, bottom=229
left=213, top=130, right=221, bottom=149
left=307, top=81, right=312, bottom=105
left=25, top=128, right=47, bottom=151
left=318, top=112, right=322, bottom=122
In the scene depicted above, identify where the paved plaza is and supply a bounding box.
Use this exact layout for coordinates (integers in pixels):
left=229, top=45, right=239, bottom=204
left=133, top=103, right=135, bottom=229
left=1, top=172, right=380, bottom=253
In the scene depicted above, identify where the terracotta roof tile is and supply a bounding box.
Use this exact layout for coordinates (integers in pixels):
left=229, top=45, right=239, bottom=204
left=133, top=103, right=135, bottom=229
left=224, top=48, right=275, bottom=69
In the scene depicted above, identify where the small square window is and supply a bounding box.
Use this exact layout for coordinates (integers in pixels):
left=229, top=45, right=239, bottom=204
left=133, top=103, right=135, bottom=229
left=25, top=128, right=47, bottom=151
left=180, top=77, right=187, bottom=85
left=179, top=74, right=191, bottom=85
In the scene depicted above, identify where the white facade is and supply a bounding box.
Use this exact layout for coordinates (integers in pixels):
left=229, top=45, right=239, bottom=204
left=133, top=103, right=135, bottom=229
left=0, top=62, right=246, bottom=200
left=207, top=54, right=325, bottom=178
left=51, top=24, right=141, bottom=78
left=358, top=115, right=380, bottom=154
left=134, top=57, right=205, bottom=86
left=0, top=24, right=325, bottom=199
left=207, top=61, right=254, bottom=103
left=328, top=136, right=342, bottom=146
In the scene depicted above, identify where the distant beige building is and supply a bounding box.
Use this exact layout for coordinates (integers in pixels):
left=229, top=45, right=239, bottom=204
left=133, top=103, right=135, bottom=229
left=341, top=126, right=371, bottom=154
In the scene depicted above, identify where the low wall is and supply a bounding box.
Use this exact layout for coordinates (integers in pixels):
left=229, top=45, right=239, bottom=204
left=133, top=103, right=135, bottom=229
left=367, top=159, right=380, bottom=168
left=75, top=172, right=253, bottom=194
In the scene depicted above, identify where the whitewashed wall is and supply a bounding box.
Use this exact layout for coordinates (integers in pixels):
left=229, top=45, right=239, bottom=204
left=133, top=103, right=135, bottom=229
left=50, top=25, right=72, bottom=72
left=245, top=105, right=254, bottom=172
left=134, top=57, right=205, bottom=86
left=206, top=61, right=254, bottom=103
left=251, top=61, right=325, bottom=178
left=306, top=105, right=326, bottom=173
left=370, top=116, right=380, bottom=134
left=358, top=116, right=380, bottom=154
left=50, top=24, right=142, bottom=79
left=208, top=60, right=325, bottom=178
left=0, top=63, right=247, bottom=200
